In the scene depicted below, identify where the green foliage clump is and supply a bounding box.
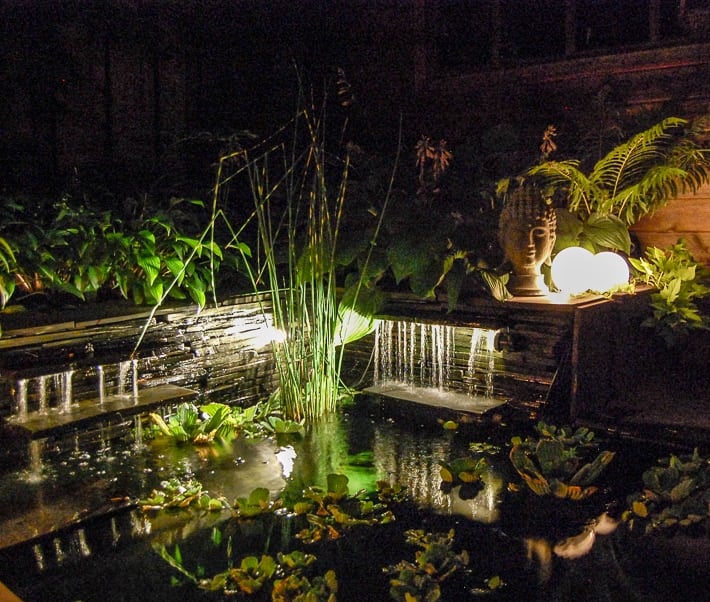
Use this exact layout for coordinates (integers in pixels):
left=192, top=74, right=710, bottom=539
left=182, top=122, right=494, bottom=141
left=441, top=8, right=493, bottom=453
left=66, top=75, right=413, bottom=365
left=438, top=456, right=488, bottom=499
left=293, top=473, right=395, bottom=544
left=151, top=475, right=406, bottom=599
left=629, top=239, right=710, bottom=346
left=148, top=399, right=303, bottom=446
left=138, top=477, right=225, bottom=512
left=384, top=529, right=473, bottom=602
left=156, top=544, right=337, bottom=600
left=0, top=195, right=226, bottom=309
left=624, top=448, right=710, bottom=534
left=529, top=116, right=710, bottom=255
left=231, top=487, right=283, bottom=519
left=509, top=422, right=615, bottom=500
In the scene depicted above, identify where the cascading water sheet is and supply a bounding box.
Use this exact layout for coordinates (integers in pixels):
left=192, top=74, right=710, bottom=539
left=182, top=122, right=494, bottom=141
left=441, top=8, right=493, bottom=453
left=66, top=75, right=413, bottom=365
left=365, top=319, right=509, bottom=414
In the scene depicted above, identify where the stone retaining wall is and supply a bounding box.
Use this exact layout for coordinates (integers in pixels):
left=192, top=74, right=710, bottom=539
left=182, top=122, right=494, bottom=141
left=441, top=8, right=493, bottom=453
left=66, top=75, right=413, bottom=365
left=0, top=294, right=278, bottom=420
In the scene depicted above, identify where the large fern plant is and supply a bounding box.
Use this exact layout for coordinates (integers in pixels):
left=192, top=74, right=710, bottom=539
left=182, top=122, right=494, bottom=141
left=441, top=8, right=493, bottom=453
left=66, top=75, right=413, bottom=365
left=529, top=116, right=710, bottom=254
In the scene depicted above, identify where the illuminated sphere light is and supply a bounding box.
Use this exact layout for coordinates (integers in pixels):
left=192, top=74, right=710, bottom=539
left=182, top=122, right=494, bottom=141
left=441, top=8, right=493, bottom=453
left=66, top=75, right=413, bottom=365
left=551, top=246, right=595, bottom=294
left=590, top=251, right=630, bottom=292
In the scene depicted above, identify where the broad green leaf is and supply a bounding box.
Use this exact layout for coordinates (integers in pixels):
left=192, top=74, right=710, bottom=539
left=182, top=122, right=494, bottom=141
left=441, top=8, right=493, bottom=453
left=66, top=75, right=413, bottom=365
left=582, top=213, right=631, bottom=253
left=327, top=473, right=349, bottom=498
left=164, top=257, right=186, bottom=281
left=137, top=254, right=161, bottom=284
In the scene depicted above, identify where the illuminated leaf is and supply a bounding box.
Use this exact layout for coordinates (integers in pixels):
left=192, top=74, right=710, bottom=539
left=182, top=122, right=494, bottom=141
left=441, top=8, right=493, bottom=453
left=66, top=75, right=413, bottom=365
left=632, top=500, right=649, bottom=518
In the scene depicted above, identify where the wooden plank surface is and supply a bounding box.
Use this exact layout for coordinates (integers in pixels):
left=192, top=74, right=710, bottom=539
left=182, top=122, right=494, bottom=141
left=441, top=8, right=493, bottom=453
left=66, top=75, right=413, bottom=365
left=631, top=183, right=710, bottom=263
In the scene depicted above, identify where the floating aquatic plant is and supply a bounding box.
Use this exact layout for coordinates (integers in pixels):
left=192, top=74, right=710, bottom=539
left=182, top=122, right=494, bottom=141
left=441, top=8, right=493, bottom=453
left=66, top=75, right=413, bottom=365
left=509, top=422, right=615, bottom=500
left=294, top=473, right=396, bottom=544
left=148, top=399, right=303, bottom=446
left=375, top=479, right=409, bottom=505
left=148, top=402, right=238, bottom=444
left=438, top=455, right=488, bottom=499
left=468, top=441, right=502, bottom=455
left=232, top=487, right=284, bottom=519
left=624, top=448, right=710, bottom=534
left=138, top=477, right=225, bottom=512
left=383, top=529, right=477, bottom=601
left=156, top=544, right=337, bottom=600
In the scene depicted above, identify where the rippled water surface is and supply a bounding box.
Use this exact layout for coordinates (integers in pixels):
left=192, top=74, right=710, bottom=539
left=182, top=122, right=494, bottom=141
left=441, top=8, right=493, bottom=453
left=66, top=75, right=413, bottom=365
left=0, top=395, right=706, bottom=601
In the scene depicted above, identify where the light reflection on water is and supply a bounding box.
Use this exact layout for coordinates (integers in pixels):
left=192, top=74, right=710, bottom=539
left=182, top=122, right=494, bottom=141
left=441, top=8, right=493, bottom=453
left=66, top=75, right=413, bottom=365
left=0, top=395, right=704, bottom=602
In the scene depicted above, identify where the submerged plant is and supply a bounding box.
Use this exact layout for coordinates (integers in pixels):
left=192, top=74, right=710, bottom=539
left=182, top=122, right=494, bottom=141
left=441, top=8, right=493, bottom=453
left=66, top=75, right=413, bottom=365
left=509, top=422, right=615, bottom=500
left=629, top=239, right=710, bottom=346
left=624, top=448, right=710, bottom=534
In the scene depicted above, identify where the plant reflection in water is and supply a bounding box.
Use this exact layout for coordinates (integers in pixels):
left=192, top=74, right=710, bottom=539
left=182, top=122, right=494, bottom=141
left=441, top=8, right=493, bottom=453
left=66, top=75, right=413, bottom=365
left=0, top=395, right=706, bottom=601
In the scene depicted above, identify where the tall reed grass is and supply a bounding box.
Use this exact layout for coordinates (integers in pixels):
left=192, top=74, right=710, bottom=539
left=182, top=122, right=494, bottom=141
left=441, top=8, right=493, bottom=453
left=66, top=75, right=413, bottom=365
left=213, top=99, right=397, bottom=421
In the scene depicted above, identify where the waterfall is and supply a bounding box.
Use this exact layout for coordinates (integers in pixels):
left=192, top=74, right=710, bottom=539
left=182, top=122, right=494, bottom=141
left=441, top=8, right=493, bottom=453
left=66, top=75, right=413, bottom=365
left=97, top=365, right=105, bottom=405
left=117, top=361, right=130, bottom=396
left=110, top=516, right=121, bottom=547
left=9, top=359, right=142, bottom=423
left=37, top=375, right=49, bottom=414
left=131, top=358, right=139, bottom=400
left=133, top=415, right=144, bottom=449
left=72, top=529, right=92, bottom=558
left=14, top=378, right=28, bottom=419
left=374, top=320, right=457, bottom=390
left=466, top=328, right=498, bottom=397
left=19, top=439, right=47, bottom=484
left=53, top=537, right=65, bottom=566
left=371, top=319, right=503, bottom=405
left=58, top=370, right=74, bottom=413
left=32, top=544, right=45, bottom=572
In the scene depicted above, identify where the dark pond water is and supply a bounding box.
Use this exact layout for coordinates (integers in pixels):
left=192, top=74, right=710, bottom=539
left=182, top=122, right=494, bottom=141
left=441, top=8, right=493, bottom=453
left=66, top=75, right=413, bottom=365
left=0, top=395, right=707, bottom=601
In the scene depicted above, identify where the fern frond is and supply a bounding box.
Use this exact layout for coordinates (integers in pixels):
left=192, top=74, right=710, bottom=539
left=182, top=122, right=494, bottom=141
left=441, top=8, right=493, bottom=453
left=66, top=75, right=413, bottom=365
left=667, top=115, right=710, bottom=194
left=610, top=165, right=688, bottom=224
left=528, top=160, right=594, bottom=215
left=590, top=118, right=682, bottom=197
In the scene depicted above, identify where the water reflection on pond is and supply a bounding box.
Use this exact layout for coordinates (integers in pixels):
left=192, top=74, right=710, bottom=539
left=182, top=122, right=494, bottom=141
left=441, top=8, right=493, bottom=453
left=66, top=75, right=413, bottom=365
left=0, top=394, right=705, bottom=601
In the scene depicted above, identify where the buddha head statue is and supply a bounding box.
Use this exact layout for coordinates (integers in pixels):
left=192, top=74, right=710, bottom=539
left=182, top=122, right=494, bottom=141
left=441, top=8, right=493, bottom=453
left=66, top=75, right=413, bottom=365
left=498, top=182, right=557, bottom=296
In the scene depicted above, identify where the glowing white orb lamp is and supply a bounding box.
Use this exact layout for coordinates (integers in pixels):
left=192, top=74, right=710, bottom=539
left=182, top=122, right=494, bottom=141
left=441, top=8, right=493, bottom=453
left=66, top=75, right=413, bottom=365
left=590, top=251, right=630, bottom=292
left=551, top=246, right=595, bottom=295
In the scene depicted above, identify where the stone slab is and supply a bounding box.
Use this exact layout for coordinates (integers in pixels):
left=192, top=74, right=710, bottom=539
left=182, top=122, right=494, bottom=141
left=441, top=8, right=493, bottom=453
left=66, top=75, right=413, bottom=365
left=364, top=383, right=508, bottom=415
left=5, top=384, right=199, bottom=439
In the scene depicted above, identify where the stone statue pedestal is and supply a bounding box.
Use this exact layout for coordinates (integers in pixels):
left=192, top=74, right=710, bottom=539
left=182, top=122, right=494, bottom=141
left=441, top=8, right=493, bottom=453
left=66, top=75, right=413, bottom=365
left=507, top=273, right=549, bottom=297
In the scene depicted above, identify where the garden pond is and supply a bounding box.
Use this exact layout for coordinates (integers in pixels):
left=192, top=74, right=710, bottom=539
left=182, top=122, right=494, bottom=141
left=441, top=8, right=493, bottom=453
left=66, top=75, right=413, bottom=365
left=0, top=394, right=707, bottom=601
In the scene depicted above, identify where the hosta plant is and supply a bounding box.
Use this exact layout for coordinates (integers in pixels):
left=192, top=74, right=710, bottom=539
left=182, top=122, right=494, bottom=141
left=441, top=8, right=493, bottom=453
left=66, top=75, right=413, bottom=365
left=0, top=195, right=227, bottom=309
left=509, top=422, right=616, bottom=500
